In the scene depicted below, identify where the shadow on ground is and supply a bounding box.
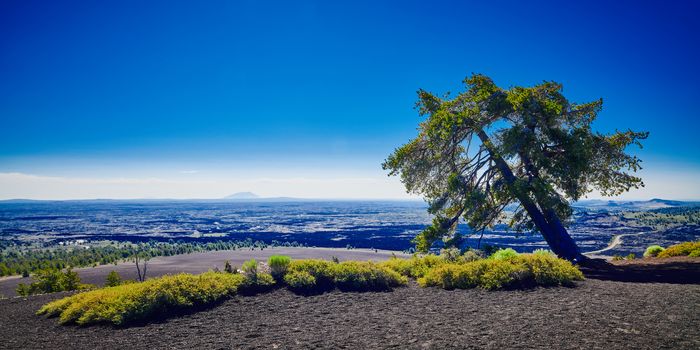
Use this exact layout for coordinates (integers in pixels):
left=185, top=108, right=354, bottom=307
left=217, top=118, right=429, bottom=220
left=580, top=258, right=700, bottom=284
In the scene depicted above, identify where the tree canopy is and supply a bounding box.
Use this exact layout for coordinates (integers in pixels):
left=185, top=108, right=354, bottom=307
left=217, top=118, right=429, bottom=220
left=384, top=74, right=647, bottom=260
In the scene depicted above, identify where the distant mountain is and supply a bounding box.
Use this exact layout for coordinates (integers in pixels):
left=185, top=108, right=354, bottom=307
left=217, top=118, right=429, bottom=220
left=224, top=192, right=259, bottom=199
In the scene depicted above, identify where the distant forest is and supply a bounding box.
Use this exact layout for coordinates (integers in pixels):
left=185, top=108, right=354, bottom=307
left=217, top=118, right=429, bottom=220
left=0, top=239, right=304, bottom=277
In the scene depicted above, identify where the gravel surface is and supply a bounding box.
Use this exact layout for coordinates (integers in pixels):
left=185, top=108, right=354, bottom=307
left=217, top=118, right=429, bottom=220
left=1, top=278, right=698, bottom=350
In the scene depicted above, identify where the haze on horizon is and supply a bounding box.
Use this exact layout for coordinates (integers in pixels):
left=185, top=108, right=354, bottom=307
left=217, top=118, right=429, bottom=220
left=1, top=1, right=699, bottom=201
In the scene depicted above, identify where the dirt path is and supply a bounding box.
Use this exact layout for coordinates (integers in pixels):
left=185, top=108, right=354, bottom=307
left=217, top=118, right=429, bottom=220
left=584, top=231, right=647, bottom=258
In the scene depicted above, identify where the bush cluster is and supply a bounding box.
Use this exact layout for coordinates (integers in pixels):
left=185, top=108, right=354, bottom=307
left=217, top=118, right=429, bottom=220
left=377, top=254, right=446, bottom=278
left=418, top=253, right=583, bottom=290
left=283, top=259, right=406, bottom=292
left=489, top=248, right=519, bottom=261
left=268, top=255, right=291, bottom=281
left=16, top=268, right=93, bottom=296
left=37, top=251, right=584, bottom=327
left=657, top=241, right=700, bottom=258
left=643, top=245, right=665, bottom=258
left=37, top=272, right=246, bottom=325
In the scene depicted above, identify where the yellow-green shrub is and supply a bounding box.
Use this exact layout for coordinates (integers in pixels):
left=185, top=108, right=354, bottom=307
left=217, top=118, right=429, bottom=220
left=286, top=259, right=336, bottom=289
left=378, top=254, right=446, bottom=278
left=419, top=253, right=583, bottom=290
left=332, top=261, right=407, bottom=291
left=283, top=259, right=407, bottom=292
left=37, top=272, right=245, bottom=326
left=643, top=245, right=665, bottom=258
left=657, top=241, right=700, bottom=258
left=284, top=271, right=317, bottom=290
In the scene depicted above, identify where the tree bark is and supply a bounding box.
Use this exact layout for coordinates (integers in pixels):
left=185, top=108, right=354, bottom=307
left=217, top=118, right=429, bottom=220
left=476, top=130, right=585, bottom=262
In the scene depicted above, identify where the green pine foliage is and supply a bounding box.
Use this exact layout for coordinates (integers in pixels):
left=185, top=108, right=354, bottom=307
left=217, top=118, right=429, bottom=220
left=16, top=267, right=89, bottom=296
left=105, top=271, right=122, bottom=287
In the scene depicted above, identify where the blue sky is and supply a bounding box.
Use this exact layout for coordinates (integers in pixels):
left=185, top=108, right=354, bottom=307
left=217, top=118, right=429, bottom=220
left=1, top=0, right=699, bottom=199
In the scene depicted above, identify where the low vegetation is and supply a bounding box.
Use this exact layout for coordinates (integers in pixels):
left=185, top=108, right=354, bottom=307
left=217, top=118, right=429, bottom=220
left=37, top=251, right=583, bottom=326
left=268, top=255, right=291, bottom=281
left=643, top=245, right=665, bottom=258
left=16, top=268, right=94, bottom=296
left=37, top=272, right=247, bottom=325
left=418, top=253, right=583, bottom=290
left=0, top=238, right=304, bottom=277
left=656, top=241, right=700, bottom=258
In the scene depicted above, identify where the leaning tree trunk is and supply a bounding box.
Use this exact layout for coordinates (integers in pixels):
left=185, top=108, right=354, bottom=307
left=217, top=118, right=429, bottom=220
left=476, top=130, right=585, bottom=262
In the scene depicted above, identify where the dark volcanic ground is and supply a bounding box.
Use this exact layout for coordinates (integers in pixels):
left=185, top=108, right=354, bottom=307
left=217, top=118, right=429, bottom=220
left=1, top=278, right=698, bottom=350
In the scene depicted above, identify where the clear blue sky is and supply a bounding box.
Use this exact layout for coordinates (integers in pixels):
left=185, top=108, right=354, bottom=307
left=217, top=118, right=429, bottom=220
left=1, top=0, right=699, bottom=199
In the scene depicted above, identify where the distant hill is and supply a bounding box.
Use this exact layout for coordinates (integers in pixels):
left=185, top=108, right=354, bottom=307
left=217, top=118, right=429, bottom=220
left=224, top=192, right=259, bottom=199
left=574, top=198, right=700, bottom=211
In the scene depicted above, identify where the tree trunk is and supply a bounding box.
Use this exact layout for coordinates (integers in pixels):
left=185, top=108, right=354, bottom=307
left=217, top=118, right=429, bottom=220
left=476, top=130, right=585, bottom=262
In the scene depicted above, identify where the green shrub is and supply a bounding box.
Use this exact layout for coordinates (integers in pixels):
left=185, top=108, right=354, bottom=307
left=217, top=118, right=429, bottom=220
left=282, top=259, right=407, bottom=292
left=625, top=253, right=636, bottom=260
left=284, top=271, right=317, bottom=290
left=657, top=241, right=700, bottom=258
left=612, top=255, right=624, bottom=261
left=268, top=255, right=291, bottom=281
left=460, top=250, right=483, bottom=262
left=489, top=248, right=519, bottom=261
left=240, top=272, right=276, bottom=293
left=16, top=268, right=84, bottom=296
left=378, top=255, right=446, bottom=278
left=37, top=272, right=246, bottom=326
left=241, top=259, right=258, bottom=282
left=440, top=247, right=462, bottom=262
left=643, top=245, right=665, bottom=258
left=532, top=249, right=555, bottom=257
left=105, top=271, right=122, bottom=287
left=419, top=253, right=583, bottom=290
left=332, top=261, right=407, bottom=291
left=286, top=259, right=336, bottom=289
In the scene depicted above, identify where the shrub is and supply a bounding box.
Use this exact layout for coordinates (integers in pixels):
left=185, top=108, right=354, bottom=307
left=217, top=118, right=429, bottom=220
left=440, top=247, right=462, bottom=262
left=241, top=259, right=258, bottom=282
left=268, top=255, right=291, bottom=281
left=625, top=253, right=636, bottom=260
left=643, top=245, right=665, bottom=258
left=240, top=272, right=276, bottom=293
left=17, top=268, right=84, bottom=296
left=105, top=271, right=122, bottom=287
left=419, top=254, right=583, bottom=290
left=284, top=271, right=317, bottom=290
left=489, top=248, right=519, bottom=261
left=532, top=249, right=555, bottom=257
left=461, top=250, right=483, bottom=262
left=224, top=260, right=235, bottom=274
left=657, top=241, right=700, bottom=258
left=286, top=259, right=336, bottom=290
left=37, top=272, right=246, bottom=326
left=378, top=255, right=446, bottom=278
left=612, top=255, right=624, bottom=261
left=282, top=259, right=407, bottom=292
left=332, top=261, right=407, bottom=291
